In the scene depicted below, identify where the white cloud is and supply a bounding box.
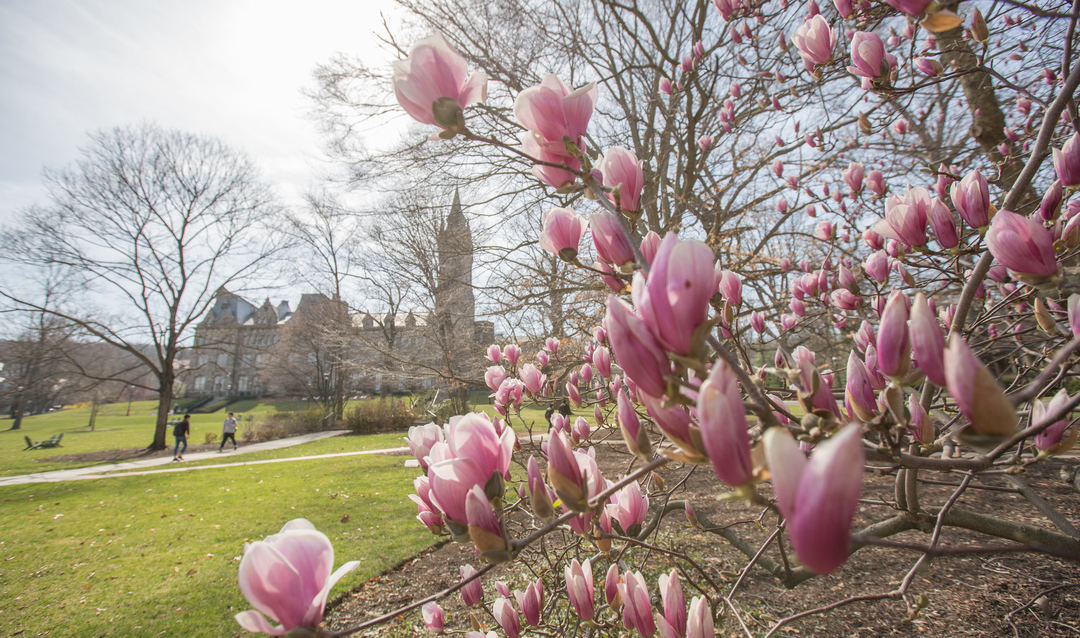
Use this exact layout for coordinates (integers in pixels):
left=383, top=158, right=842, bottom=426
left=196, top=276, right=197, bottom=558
left=0, top=0, right=400, bottom=224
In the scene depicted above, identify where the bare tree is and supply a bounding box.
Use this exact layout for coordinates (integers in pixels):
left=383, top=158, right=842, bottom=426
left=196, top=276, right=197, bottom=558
left=283, top=190, right=367, bottom=300
left=268, top=295, right=355, bottom=419
left=0, top=124, right=285, bottom=449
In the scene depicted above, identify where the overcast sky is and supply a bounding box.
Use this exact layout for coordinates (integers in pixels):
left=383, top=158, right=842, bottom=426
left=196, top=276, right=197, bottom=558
left=0, top=0, right=399, bottom=226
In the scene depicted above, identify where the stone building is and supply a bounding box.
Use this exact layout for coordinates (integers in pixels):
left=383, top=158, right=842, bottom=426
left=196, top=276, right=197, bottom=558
left=182, top=193, right=494, bottom=397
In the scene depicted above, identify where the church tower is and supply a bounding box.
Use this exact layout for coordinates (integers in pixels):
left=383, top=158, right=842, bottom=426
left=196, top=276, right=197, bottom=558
left=435, top=189, right=475, bottom=374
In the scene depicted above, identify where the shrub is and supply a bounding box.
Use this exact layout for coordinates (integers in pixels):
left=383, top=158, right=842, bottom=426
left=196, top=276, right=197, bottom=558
left=344, top=399, right=415, bottom=434
left=242, top=408, right=332, bottom=442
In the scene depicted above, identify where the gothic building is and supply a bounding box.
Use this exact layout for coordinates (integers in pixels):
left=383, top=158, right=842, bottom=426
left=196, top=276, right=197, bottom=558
left=182, top=193, right=494, bottom=397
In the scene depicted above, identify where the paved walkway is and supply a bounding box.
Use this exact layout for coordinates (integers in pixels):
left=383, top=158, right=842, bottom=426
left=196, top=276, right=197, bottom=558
left=0, top=430, right=409, bottom=486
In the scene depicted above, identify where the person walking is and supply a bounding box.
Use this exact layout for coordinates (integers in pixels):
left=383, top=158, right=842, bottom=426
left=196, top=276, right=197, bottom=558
left=173, top=414, right=191, bottom=461
left=220, top=412, right=238, bottom=451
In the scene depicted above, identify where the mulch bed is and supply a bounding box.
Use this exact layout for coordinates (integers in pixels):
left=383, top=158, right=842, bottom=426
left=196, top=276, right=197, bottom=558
left=325, top=442, right=1080, bottom=637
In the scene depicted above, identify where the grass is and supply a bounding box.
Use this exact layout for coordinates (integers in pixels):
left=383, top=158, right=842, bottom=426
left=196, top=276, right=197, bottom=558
left=0, top=401, right=228, bottom=477
left=106, top=432, right=411, bottom=474
left=0, top=399, right=382, bottom=478
left=0, top=452, right=435, bottom=637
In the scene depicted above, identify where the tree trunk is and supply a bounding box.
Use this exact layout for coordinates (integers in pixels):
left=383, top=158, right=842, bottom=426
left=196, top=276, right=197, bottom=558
left=151, top=373, right=174, bottom=450
left=936, top=13, right=1038, bottom=211
left=88, top=398, right=99, bottom=432
left=9, top=397, right=23, bottom=430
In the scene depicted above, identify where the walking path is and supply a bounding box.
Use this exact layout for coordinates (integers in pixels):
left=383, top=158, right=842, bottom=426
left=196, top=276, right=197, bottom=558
left=0, top=430, right=409, bottom=487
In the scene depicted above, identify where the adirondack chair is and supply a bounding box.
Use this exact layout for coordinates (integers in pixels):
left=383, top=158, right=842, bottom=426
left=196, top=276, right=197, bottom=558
left=23, top=433, right=63, bottom=450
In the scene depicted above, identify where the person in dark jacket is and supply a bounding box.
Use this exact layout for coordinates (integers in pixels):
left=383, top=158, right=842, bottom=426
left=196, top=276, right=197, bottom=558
left=173, top=414, right=191, bottom=461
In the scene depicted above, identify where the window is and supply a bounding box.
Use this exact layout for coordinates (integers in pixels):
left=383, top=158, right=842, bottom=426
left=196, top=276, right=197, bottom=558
left=217, top=353, right=229, bottom=367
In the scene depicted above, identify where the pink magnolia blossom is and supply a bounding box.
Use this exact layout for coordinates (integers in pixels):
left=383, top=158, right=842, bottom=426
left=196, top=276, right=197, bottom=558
left=593, top=346, right=612, bottom=378
left=658, top=570, right=687, bottom=637
left=885, top=0, right=932, bottom=15
left=514, top=74, right=597, bottom=145
left=407, top=423, right=445, bottom=470
left=865, top=250, right=890, bottom=283
left=750, top=311, right=765, bottom=333
left=485, top=344, right=502, bottom=363
left=944, top=333, right=1018, bottom=437
left=520, top=130, right=580, bottom=188
left=876, top=291, right=910, bottom=378
left=914, top=57, right=944, bottom=77
left=846, top=350, right=877, bottom=422
left=605, top=564, right=623, bottom=609
left=618, top=570, right=656, bottom=637
left=518, top=363, right=546, bottom=395
left=235, top=519, right=360, bottom=636
left=526, top=455, right=555, bottom=520
left=687, top=596, right=714, bottom=638
left=909, top=293, right=946, bottom=386
left=843, top=161, right=864, bottom=193
left=597, top=147, right=645, bottom=212
left=854, top=320, right=875, bottom=353
left=428, top=457, right=490, bottom=530
left=848, top=31, right=895, bottom=81
left=446, top=412, right=514, bottom=481
left=641, top=392, right=703, bottom=460
left=831, top=288, right=862, bottom=310
left=714, top=0, right=736, bottom=21
left=618, top=388, right=652, bottom=460
left=950, top=169, right=991, bottom=229
left=1033, top=389, right=1078, bottom=454
left=763, top=424, right=864, bottom=574
left=867, top=170, right=886, bottom=196
left=514, top=578, right=544, bottom=626
left=547, top=429, right=587, bottom=510
left=539, top=207, right=588, bottom=261
left=537, top=350, right=550, bottom=367
left=465, top=484, right=507, bottom=562
left=875, top=189, right=929, bottom=248
left=985, top=210, right=1059, bottom=283
left=392, top=33, right=487, bottom=131
left=422, top=602, right=445, bottom=633
left=493, top=598, right=521, bottom=638
left=927, top=198, right=959, bottom=249
left=793, top=15, right=835, bottom=72
left=697, top=359, right=754, bottom=487
left=698, top=134, right=714, bottom=149
left=565, top=558, right=596, bottom=622
left=719, top=269, right=743, bottom=305
left=1041, top=180, right=1064, bottom=221
left=606, top=296, right=671, bottom=398
left=485, top=366, right=507, bottom=393
left=815, top=220, right=834, bottom=241
left=633, top=233, right=717, bottom=355
left=1053, top=132, right=1080, bottom=186
left=503, top=344, right=522, bottom=365
left=595, top=260, right=628, bottom=293
left=592, top=210, right=637, bottom=267
left=460, top=564, right=483, bottom=607
left=607, top=479, right=650, bottom=533
left=640, top=231, right=663, bottom=266
left=571, top=416, right=590, bottom=444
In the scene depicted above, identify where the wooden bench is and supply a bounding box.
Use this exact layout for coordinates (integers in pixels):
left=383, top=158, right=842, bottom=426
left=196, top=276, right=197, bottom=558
left=23, top=433, right=63, bottom=450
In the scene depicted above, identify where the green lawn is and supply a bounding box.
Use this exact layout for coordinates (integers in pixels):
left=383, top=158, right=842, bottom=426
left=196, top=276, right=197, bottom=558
left=106, top=432, right=411, bottom=474
left=0, top=400, right=358, bottom=478
left=0, top=452, right=435, bottom=637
